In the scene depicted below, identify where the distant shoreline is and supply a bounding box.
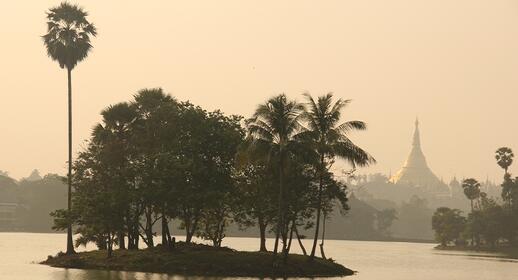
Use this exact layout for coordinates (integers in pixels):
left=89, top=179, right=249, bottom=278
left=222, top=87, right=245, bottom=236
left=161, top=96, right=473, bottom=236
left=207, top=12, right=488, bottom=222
left=340, top=237, right=435, bottom=244
left=435, top=245, right=518, bottom=259
left=41, top=242, right=354, bottom=277
left=0, top=231, right=435, bottom=244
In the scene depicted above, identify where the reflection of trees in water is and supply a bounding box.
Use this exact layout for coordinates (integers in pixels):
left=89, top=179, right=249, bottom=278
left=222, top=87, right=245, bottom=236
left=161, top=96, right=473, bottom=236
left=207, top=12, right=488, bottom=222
left=51, top=269, right=231, bottom=280
left=52, top=269, right=138, bottom=280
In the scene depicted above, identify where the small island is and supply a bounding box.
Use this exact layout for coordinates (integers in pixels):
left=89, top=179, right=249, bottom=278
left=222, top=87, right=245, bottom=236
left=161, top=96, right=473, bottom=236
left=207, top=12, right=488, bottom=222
left=42, top=242, right=354, bottom=278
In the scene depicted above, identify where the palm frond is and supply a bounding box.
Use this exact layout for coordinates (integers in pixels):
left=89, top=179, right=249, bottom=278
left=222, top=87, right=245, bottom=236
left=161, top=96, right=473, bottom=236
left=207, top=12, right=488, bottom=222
left=332, top=140, right=376, bottom=167
left=336, top=120, right=367, bottom=134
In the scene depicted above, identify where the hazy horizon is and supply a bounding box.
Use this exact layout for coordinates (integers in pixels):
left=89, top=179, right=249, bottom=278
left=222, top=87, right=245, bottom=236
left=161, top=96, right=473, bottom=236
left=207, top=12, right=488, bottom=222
left=1, top=0, right=518, bottom=182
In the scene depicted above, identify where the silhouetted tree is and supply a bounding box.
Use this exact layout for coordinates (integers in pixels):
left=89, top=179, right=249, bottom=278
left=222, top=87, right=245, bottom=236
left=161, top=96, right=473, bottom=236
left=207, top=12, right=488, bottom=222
left=462, top=178, right=481, bottom=212
left=496, top=147, right=514, bottom=175
left=43, top=2, right=97, bottom=255
left=131, top=89, right=180, bottom=248
left=244, top=94, right=305, bottom=257
left=432, top=207, right=465, bottom=247
left=317, top=173, right=350, bottom=259
left=92, top=102, right=138, bottom=250
left=233, top=163, right=277, bottom=252
left=478, top=196, right=505, bottom=247
left=301, top=93, right=375, bottom=259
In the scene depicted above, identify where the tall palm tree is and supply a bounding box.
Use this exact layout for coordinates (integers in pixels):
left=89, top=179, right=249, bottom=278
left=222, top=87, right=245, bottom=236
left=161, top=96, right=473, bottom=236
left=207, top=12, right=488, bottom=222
left=495, top=147, right=514, bottom=176
left=245, top=94, right=305, bottom=257
left=462, top=178, right=481, bottom=246
left=302, top=92, right=375, bottom=259
left=462, top=178, right=481, bottom=212
left=43, top=2, right=97, bottom=255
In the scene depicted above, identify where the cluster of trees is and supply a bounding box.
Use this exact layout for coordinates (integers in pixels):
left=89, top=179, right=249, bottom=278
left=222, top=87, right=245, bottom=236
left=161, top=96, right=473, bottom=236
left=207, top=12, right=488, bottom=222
left=51, top=89, right=374, bottom=259
left=432, top=147, right=518, bottom=248
left=41, top=2, right=375, bottom=259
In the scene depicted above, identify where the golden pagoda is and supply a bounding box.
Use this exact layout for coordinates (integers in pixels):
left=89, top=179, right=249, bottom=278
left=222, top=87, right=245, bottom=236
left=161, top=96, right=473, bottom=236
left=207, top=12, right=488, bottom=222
left=389, top=119, right=448, bottom=193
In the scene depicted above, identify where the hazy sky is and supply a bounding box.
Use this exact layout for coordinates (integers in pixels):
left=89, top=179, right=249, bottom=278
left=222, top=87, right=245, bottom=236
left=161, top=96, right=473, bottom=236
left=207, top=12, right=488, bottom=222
left=1, top=1, right=518, bottom=182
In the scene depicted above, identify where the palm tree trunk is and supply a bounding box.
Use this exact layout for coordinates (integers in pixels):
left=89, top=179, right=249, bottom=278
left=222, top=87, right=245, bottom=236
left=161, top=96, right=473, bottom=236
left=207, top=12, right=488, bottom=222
left=319, top=212, right=327, bottom=260
left=310, top=188, right=322, bottom=258
left=66, top=67, right=75, bottom=255
left=470, top=199, right=474, bottom=247
left=274, top=152, right=285, bottom=255
left=310, top=155, right=325, bottom=259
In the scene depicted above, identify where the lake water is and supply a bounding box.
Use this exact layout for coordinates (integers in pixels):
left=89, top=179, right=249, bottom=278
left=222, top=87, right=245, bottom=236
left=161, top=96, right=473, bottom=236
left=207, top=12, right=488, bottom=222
left=1, top=232, right=517, bottom=280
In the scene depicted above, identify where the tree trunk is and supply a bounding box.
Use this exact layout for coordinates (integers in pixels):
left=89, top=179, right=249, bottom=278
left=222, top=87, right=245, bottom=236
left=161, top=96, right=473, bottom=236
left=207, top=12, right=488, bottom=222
left=164, top=219, right=173, bottom=250
left=186, top=229, right=194, bottom=243
left=107, top=233, right=113, bottom=258
left=186, top=214, right=199, bottom=244
left=282, top=217, right=289, bottom=252
left=184, top=214, right=192, bottom=243
left=118, top=232, right=126, bottom=250
left=258, top=217, right=268, bottom=252
left=126, top=212, right=135, bottom=250
left=188, top=225, right=194, bottom=244
left=128, top=215, right=140, bottom=250
left=134, top=230, right=140, bottom=250
left=310, top=154, right=325, bottom=260
left=470, top=199, right=474, bottom=246
left=273, top=230, right=280, bottom=254
left=127, top=231, right=132, bottom=249
left=295, top=227, right=307, bottom=256
left=287, top=220, right=295, bottom=253
left=282, top=218, right=289, bottom=263
left=144, top=208, right=154, bottom=248
left=66, top=67, right=75, bottom=255
left=310, top=180, right=323, bottom=258
left=320, top=213, right=327, bottom=260
left=274, top=153, right=285, bottom=255
left=161, top=214, right=169, bottom=247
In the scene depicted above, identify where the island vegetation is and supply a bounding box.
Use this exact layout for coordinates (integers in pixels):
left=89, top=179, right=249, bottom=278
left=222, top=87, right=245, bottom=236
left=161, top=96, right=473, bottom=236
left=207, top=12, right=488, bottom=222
left=42, top=87, right=370, bottom=276
left=40, top=3, right=374, bottom=276
left=432, top=147, right=518, bottom=256
left=43, top=242, right=354, bottom=277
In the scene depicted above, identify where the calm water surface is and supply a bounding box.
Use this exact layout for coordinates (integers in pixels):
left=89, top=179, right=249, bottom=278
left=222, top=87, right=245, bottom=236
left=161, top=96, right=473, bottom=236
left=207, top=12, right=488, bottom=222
left=1, top=233, right=516, bottom=280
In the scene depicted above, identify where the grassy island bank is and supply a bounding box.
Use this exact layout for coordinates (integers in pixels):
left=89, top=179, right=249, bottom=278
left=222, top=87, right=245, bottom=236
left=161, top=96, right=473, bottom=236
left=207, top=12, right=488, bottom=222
left=42, top=243, right=354, bottom=277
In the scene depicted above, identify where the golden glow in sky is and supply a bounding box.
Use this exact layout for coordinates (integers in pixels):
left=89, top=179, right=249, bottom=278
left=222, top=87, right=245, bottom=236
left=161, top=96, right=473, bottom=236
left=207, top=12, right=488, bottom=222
left=0, top=0, right=517, bottom=181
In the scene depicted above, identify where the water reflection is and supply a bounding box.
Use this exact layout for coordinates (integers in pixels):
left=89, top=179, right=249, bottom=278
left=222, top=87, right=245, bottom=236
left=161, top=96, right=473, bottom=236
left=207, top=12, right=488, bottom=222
left=52, top=269, right=168, bottom=280
left=51, top=269, right=251, bottom=280
left=1, top=233, right=518, bottom=280
left=50, top=269, right=296, bottom=280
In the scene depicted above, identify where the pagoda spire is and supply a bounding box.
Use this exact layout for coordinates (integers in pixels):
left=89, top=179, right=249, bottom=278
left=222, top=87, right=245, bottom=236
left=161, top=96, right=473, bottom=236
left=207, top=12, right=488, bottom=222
left=389, top=118, right=448, bottom=194
left=412, top=117, right=421, bottom=148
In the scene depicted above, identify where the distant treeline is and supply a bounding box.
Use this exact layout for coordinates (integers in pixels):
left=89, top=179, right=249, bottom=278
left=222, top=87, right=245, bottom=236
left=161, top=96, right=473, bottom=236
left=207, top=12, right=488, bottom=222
left=51, top=88, right=375, bottom=258
left=0, top=174, right=66, bottom=231
left=432, top=147, right=518, bottom=248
